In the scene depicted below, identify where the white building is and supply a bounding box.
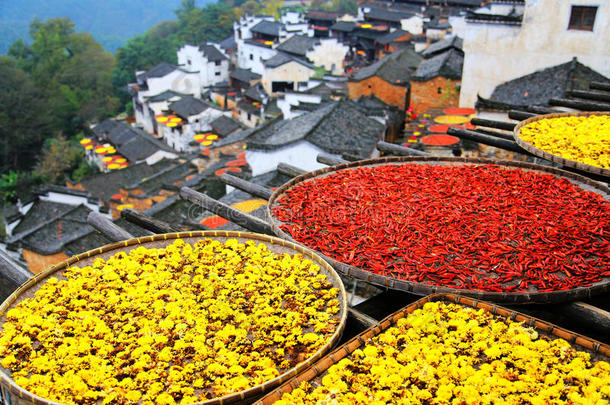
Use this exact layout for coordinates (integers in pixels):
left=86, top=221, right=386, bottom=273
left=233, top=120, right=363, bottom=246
left=261, top=53, right=317, bottom=95
left=277, top=35, right=349, bottom=76
left=177, top=43, right=230, bottom=88
left=460, top=0, right=610, bottom=107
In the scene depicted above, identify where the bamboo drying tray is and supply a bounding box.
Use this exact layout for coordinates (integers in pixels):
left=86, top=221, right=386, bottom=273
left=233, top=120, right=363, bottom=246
left=0, top=231, right=348, bottom=405
left=267, top=156, right=610, bottom=304
left=514, top=111, right=610, bottom=177
left=254, top=293, right=610, bottom=405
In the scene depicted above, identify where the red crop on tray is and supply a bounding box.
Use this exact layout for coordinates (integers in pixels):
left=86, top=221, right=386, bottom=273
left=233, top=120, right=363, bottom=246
left=273, top=164, right=610, bottom=293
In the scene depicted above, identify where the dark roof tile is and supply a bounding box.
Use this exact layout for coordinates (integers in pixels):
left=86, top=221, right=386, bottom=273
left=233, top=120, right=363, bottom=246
left=211, top=115, right=244, bottom=136
left=199, top=44, right=227, bottom=62
left=137, top=62, right=177, bottom=81
left=230, top=68, right=261, bottom=83
left=277, top=35, right=319, bottom=56
left=413, top=48, right=463, bottom=81
left=169, top=96, right=217, bottom=117
left=421, top=36, right=463, bottom=58
left=250, top=20, right=282, bottom=37
left=330, top=21, right=356, bottom=32
left=145, top=90, right=187, bottom=103
left=376, top=29, right=409, bottom=45
left=365, top=7, right=415, bottom=22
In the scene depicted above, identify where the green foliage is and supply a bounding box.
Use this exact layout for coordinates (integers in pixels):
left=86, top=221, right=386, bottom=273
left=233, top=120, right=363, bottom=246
left=329, top=0, right=357, bottom=14
left=34, top=136, right=89, bottom=184
left=0, top=171, right=45, bottom=204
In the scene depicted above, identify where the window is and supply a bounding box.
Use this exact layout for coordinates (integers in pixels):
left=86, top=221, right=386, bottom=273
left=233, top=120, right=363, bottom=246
left=215, top=72, right=221, bottom=76
left=215, top=61, right=221, bottom=66
left=247, top=113, right=252, bottom=120
left=250, top=54, right=254, bottom=60
left=568, top=6, right=597, bottom=31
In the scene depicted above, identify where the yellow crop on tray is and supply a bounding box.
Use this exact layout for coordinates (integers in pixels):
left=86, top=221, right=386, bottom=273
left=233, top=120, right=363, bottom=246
left=519, top=115, right=610, bottom=169
left=0, top=239, right=341, bottom=404
left=276, top=301, right=610, bottom=405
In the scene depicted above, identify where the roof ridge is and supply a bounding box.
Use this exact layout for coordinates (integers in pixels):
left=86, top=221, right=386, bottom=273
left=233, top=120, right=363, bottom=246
left=7, top=204, right=90, bottom=244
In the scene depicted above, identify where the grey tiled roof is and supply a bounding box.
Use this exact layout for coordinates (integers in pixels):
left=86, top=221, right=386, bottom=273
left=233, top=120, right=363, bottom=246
left=421, top=36, right=463, bottom=58
left=426, top=20, right=452, bottom=29
left=305, top=10, right=341, bottom=21
left=145, top=90, right=187, bottom=103
left=11, top=200, right=75, bottom=235
left=220, top=36, right=237, bottom=51
left=230, top=68, right=261, bottom=83
left=488, top=59, right=610, bottom=107
left=277, top=35, right=319, bottom=56
left=137, top=62, right=177, bottom=81
left=169, top=96, right=215, bottom=118
left=211, top=127, right=258, bottom=148
left=125, top=161, right=196, bottom=196
left=244, top=84, right=267, bottom=102
left=330, top=21, right=355, bottom=32
left=211, top=115, right=244, bottom=137
left=365, top=7, right=415, bottom=22
left=237, top=100, right=262, bottom=115
left=77, top=159, right=175, bottom=201
left=351, top=47, right=421, bottom=84
left=246, top=100, right=383, bottom=157
left=200, top=44, right=227, bottom=62
left=413, top=48, right=463, bottom=81
left=264, top=52, right=315, bottom=69
left=376, top=29, right=409, bottom=44
left=250, top=20, right=282, bottom=37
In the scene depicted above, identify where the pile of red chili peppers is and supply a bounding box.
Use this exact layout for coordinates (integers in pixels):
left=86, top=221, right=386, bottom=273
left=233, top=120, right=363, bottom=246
left=273, top=164, right=610, bottom=293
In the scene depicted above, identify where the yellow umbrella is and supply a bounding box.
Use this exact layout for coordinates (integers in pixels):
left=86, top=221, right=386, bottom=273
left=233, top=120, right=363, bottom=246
left=206, top=134, right=218, bottom=140
left=85, top=145, right=93, bottom=150
left=201, top=141, right=213, bottom=146
left=167, top=122, right=178, bottom=127
left=108, top=164, right=120, bottom=170
left=156, top=116, right=169, bottom=122
left=102, top=157, right=113, bottom=162
left=194, top=134, right=206, bottom=140
left=79, top=139, right=92, bottom=145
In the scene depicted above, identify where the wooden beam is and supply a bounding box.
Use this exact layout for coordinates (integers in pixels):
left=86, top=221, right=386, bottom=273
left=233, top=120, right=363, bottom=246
left=342, top=152, right=363, bottom=162
left=317, top=154, right=348, bottom=166
left=549, top=98, right=610, bottom=111
left=87, top=211, right=133, bottom=242
left=566, top=89, right=610, bottom=103
left=218, top=173, right=273, bottom=200
left=121, top=208, right=182, bottom=234
left=277, top=162, right=306, bottom=178
left=508, top=110, right=537, bottom=121
left=347, top=307, right=377, bottom=329
left=447, top=127, right=530, bottom=155
left=179, top=187, right=273, bottom=235
left=470, top=117, right=516, bottom=131
left=377, top=141, right=430, bottom=157
left=0, top=249, right=33, bottom=285
left=590, top=81, right=610, bottom=92
left=523, top=106, right=559, bottom=115
left=474, top=128, right=515, bottom=141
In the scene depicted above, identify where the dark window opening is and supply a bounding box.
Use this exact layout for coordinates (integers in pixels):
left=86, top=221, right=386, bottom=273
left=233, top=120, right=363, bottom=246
left=272, top=81, right=294, bottom=93
left=249, top=54, right=254, bottom=60
left=247, top=113, right=252, bottom=120
left=568, top=6, right=597, bottom=31
left=437, top=87, right=442, bottom=94
left=215, top=72, right=221, bottom=76
left=215, top=61, right=221, bottom=66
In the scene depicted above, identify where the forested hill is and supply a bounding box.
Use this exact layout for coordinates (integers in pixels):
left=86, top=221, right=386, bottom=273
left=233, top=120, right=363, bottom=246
left=0, top=0, right=212, bottom=54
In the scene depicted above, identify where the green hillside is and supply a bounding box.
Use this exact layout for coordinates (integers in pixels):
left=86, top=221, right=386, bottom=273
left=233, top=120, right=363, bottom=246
left=0, top=0, right=212, bottom=54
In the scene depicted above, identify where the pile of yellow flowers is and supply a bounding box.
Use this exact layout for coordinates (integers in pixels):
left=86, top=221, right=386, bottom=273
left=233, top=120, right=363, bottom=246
left=0, top=238, right=342, bottom=404
left=519, top=115, right=610, bottom=169
left=277, top=301, right=610, bottom=405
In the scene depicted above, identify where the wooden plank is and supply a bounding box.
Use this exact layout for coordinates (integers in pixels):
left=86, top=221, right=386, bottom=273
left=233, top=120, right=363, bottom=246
left=179, top=187, right=273, bottom=235
left=508, top=110, right=537, bottom=121
left=377, top=141, right=430, bottom=157
left=277, top=162, right=306, bottom=178
left=470, top=117, right=516, bottom=131
left=447, top=127, right=531, bottom=155
left=590, top=81, right=610, bottom=92
left=549, top=97, right=610, bottom=111
left=317, top=155, right=348, bottom=166
left=566, top=89, right=610, bottom=103
left=87, top=211, right=133, bottom=242
left=474, top=128, right=514, bottom=141
left=218, top=173, right=273, bottom=200
left=0, top=249, right=33, bottom=285
left=120, top=208, right=182, bottom=234
left=342, top=153, right=363, bottom=162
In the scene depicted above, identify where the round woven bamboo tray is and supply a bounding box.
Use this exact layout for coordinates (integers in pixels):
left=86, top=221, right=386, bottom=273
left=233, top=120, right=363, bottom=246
left=254, top=293, right=610, bottom=405
left=513, top=111, right=610, bottom=178
left=267, top=156, right=610, bottom=305
left=0, top=231, right=348, bottom=405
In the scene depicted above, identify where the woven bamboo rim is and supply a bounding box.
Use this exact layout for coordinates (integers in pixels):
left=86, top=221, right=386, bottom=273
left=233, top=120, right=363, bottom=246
left=513, top=111, right=610, bottom=178
left=267, top=156, right=610, bottom=304
left=254, top=293, right=610, bottom=405
left=0, top=231, right=348, bottom=405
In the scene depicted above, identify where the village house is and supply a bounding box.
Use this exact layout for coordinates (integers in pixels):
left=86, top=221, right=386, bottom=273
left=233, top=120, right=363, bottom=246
left=459, top=0, right=610, bottom=107
left=277, top=35, right=349, bottom=76
left=348, top=47, right=422, bottom=110
left=261, top=52, right=317, bottom=96
left=235, top=84, right=267, bottom=128
left=161, top=96, right=231, bottom=152
left=305, top=10, right=342, bottom=38
left=219, top=35, right=238, bottom=65
left=410, top=37, right=464, bottom=114
left=91, top=120, right=178, bottom=167
left=229, top=68, right=262, bottom=91
left=132, top=62, right=201, bottom=129
left=244, top=100, right=384, bottom=175
left=177, top=43, right=230, bottom=89
left=136, top=90, right=185, bottom=134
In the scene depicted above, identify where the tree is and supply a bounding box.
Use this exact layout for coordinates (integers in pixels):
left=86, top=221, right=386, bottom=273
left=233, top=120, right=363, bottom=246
left=330, top=0, right=357, bottom=14
left=35, top=135, right=89, bottom=184
left=0, top=57, right=52, bottom=173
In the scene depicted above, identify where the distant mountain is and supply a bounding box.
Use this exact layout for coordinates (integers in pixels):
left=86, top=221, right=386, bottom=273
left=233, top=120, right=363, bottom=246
left=0, top=0, right=212, bottom=55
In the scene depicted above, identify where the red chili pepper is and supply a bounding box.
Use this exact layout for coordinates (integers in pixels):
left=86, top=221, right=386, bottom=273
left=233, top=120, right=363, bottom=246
left=273, top=164, right=610, bottom=293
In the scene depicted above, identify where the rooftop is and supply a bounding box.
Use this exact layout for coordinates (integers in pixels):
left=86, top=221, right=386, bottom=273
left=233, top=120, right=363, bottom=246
left=421, top=36, right=463, bottom=58
left=199, top=44, right=228, bottom=62
left=169, top=96, right=218, bottom=118
left=210, top=115, right=244, bottom=137
left=263, top=52, right=315, bottom=70
left=413, top=48, right=463, bottom=81
left=137, top=62, right=178, bottom=81
left=351, top=47, right=422, bottom=85
left=277, top=35, right=320, bottom=57
left=230, top=68, right=262, bottom=83
left=250, top=20, right=282, bottom=37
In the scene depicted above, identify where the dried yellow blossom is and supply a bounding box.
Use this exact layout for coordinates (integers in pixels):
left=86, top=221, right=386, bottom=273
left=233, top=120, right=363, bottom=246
left=519, top=114, right=610, bottom=169
left=278, top=301, right=610, bottom=404
left=0, top=239, right=342, bottom=404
